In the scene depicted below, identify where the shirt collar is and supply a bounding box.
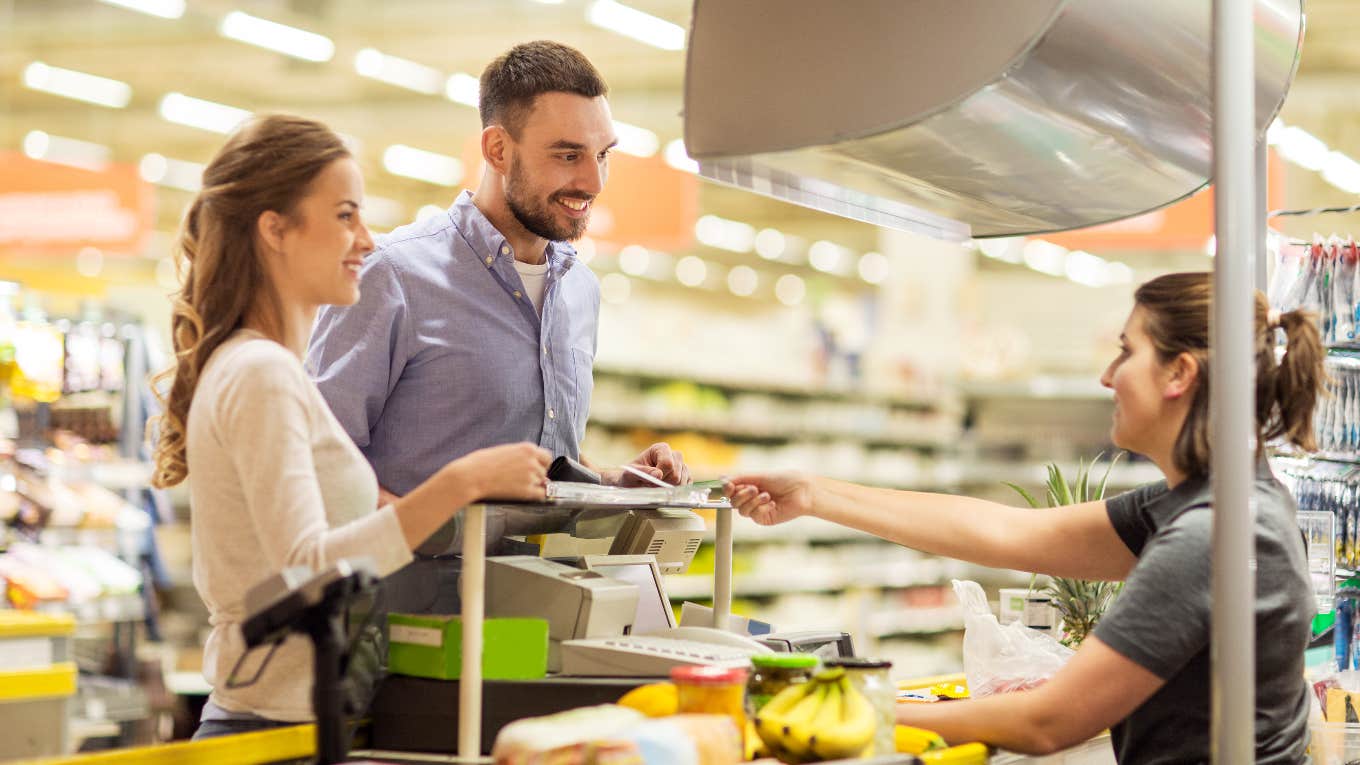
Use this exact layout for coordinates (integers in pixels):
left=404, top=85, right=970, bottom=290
left=451, top=190, right=578, bottom=273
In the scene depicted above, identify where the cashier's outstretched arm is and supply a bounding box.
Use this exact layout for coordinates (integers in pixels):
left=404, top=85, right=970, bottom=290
left=895, top=636, right=1163, bottom=754
left=724, top=472, right=1136, bottom=581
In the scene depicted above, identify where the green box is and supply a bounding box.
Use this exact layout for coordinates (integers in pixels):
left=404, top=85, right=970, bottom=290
left=386, top=613, right=548, bottom=681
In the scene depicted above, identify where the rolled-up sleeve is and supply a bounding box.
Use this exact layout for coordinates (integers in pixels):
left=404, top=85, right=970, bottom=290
left=307, top=253, right=413, bottom=449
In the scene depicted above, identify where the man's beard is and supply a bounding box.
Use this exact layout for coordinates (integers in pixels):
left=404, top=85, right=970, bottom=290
left=506, top=156, right=591, bottom=242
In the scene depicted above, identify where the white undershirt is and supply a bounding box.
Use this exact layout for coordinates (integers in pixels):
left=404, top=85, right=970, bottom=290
left=514, top=259, right=550, bottom=314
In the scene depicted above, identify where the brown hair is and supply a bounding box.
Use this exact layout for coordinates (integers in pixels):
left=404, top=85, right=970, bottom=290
left=148, top=114, right=350, bottom=488
left=478, top=40, right=608, bottom=137
left=1133, top=271, right=1326, bottom=478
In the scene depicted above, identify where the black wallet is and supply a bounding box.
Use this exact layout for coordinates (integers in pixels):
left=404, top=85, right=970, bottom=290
left=547, top=455, right=601, bottom=485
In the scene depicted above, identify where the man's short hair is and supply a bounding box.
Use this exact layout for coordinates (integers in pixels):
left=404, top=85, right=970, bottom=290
left=479, top=40, right=609, bottom=138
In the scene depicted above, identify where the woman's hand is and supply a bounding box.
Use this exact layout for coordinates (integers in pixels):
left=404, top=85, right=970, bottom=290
left=454, top=442, right=552, bottom=501
left=724, top=472, right=815, bottom=525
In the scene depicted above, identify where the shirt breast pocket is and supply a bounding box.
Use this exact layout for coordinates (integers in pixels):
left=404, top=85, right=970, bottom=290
left=571, top=346, right=595, bottom=432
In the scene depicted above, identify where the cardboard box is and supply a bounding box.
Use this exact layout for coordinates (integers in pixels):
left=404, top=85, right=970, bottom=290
left=387, top=614, right=548, bottom=681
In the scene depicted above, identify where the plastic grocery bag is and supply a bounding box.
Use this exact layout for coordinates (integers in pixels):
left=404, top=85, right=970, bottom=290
left=952, top=579, right=1074, bottom=697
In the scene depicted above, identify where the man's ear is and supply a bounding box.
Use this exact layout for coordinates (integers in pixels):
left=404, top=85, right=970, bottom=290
left=1164, top=351, right=1200, bottom=399
left=482, top=125, right=510, bottom=175
left=255, top=209, right=287, bottom=255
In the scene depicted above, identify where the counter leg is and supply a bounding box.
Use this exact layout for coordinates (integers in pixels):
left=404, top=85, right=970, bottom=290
left=459, top=503, right=486, bottom=759
left=714, top=508, right=733, bottom=630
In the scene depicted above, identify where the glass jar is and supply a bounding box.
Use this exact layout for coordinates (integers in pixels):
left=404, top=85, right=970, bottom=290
left=746, top=653, right=820, bottom=716
left=671, top=664, right=749, bottom=741
left=825, top=657, right=895, bottom=756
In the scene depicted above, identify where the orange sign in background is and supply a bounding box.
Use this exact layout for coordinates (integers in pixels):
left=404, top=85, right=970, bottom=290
left=461, top=137, right=698, bottom=252
left=0, top=152, right=155, bottom=255
left=1046, top=152, right=1287, bottom=251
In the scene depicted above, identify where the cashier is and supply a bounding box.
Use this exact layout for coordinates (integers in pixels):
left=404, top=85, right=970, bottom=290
left=306, top=41, right=689, bottom=612
left=727, top=272, right=1318, bottom=764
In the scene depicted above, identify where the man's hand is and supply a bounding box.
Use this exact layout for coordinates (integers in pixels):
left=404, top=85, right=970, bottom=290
left=600, top=442, right=691, bottom=486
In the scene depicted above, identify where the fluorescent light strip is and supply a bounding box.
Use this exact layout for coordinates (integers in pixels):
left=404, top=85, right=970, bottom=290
left=586, top=0, right=685, bottom=51
left=22, top=131, right=112, bottom=172
left=612, top=121, right=659, bottom=157
left=97, top=0, right=184, bottom=18
left=694, top=214, right=754, bottom=253
left=23, top=62, right=132, bottom=108
left=383, top=145, right=463, bottom=186
left=1268, top=118, right=1360, bottom=197
left=808, top=240, right=851, bottom=274
left=160, top=92, right=251, bottom=134
left=139, top=153, right=205, bottom=192
left=355, top=49, right=443, bottom=95
left=219, top=11, right=334, bottom=63
left=664, top=139, right=697, bottom=173
left=446, top=73, right=480, bottom=108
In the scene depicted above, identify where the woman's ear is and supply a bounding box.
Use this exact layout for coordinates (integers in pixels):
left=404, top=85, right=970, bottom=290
left=255, top=210, right=286, bottom=255
left=1164, top=351, right=1201, bottom=399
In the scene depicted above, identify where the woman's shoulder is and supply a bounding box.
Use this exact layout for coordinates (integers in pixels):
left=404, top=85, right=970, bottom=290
left=201, top=331, right=308, bottom=393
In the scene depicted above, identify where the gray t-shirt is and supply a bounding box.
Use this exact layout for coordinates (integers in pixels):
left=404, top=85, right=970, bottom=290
left=1093, top=461, right=1311, bottom=765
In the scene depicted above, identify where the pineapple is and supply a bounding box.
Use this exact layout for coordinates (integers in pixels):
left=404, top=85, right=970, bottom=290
left=1004, top=454, right=1124, bottom=647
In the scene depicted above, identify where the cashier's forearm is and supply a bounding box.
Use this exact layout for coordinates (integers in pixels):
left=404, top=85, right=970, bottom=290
left=390, top=463, right=481, bottom=550
left=895, top=692, right=1086, bottom=756
left=809, top=478, right=1036, bottom=570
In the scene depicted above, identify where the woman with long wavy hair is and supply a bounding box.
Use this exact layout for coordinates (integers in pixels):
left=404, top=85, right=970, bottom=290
left=150, top=114, right=551, bottom=739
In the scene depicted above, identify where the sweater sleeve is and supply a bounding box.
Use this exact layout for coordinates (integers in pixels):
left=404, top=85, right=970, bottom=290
left=214, top=348, right=412, bottom=577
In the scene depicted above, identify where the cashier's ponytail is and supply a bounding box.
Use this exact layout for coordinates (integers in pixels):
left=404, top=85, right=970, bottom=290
left=1134, top=272, right=1326, bottom=478
left=149, top=115, right=350, bottom=488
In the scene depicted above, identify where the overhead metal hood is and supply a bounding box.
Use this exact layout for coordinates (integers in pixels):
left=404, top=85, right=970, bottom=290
left=682, top=0, right=1303, bottom=240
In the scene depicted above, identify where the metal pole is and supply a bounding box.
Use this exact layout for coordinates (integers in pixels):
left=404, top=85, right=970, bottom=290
left=1210, top=0, right=1257, bottom=761
left=714, top=509, right=733, bottom=629
left=1256, top=138, right=1269, bottom=293
left=459, top=504, right=486, bottom=759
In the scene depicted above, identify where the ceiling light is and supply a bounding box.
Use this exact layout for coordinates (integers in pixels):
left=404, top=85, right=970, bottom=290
left=1022, top=239, right=1068, bottom=276
left=976, top=237, right=1024, bottom=263
left=219, top=11, right=334, bottom=63
left=808, top=240, right=851, bottom=274
left=355, top=48, right=443, bottom=95
left=416, top=204, right=446, bottom=222
left=139, top=153, right=204, bottom=191
left=586, top=0, right=685, bottom=51
left=601, top=272, right=631, bottom=304
left=857, top=251, right=889, bottom=284
left=618, top=245, right=650, bottom=276
left=727, top=265, right=758, bottom=296
left=1321, top=151, right=1360, bottom=194
left=23, top=131, right=112, bottom=172
left=774, top=274, right=806, bottom=306
left=1105, top=262, right=1135, bottom=284
left=664, top=139, right=697, bottom=173
left=159, top=92, right=250, bottom=134
left=1265, top=118, right=1285, bottom=146
left=1064, top=250, right=1110, bottom=287
left=613, top=121, right=659, bottom=157
left=97, top=0, right=184, bottom=18
left=694, top=214, right=755, bottom=253
left=1274, top=126, right=1330, bottom=171
left=23, top=62, right=132, bottom=109
left=754, top=228, right=786, bottom=260
left=383, top=145, right=463, bottom=186
left=675, top=255, right=707, bottom=287
left=446, top=73, right=480, bottom=107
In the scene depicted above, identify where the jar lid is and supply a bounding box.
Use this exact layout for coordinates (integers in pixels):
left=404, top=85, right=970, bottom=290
left=750, top=653, right=820, bottom=670
left=670, top=665, right=748, bottom=685
left=824, top=657, right=893, bottom=670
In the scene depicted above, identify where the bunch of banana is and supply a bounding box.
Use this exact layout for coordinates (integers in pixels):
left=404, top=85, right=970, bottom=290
left=752, top=667, right=878, bottom=763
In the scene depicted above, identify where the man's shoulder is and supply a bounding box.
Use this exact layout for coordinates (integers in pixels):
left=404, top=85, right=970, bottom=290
left=370, top=212, right=464, bottom=268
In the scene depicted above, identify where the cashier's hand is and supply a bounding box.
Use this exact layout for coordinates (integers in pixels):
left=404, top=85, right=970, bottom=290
left=601, top=442, right=691, bottom=487
left=459, top=442, right=553, bottom=501
left=725, top=472, right=813, bottom=525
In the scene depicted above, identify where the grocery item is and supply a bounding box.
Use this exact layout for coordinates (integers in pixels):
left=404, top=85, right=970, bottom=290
left=752, top=666, right=877, bottom=763
left=825, top=657, right=893, bottom=755
left=617, top=681, right=679, bottom=717
left=746, top=653, right=819, bottom=716
left=894, top=724, right=948, bottom=754
left=671, top=664, right=747, bottom=741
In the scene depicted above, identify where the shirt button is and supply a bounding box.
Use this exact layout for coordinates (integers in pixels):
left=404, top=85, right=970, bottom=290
left=500, top=245, right=511, bottom=256
left=484, top=256, right=493, bottom=266
left=548, top=408, right=556, bottom=419
left=542, top=344, right=548, bottom=355
left=513, top=291, right=522, bottom=298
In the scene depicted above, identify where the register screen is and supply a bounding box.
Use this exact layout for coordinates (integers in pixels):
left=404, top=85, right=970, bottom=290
left=591, top=562, right=674, bottom=634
